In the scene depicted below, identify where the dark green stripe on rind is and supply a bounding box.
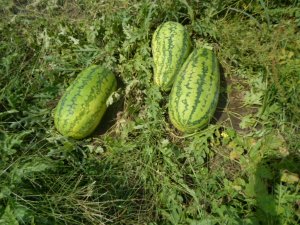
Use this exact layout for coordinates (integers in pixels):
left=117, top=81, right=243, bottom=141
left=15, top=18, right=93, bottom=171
left=59, top=67, right=110, bottom=129
left=55, top=65, right=100, bottom=129
left=63, top=72, right=115, bottom=137
left=187, top=49, right=210, bottom=124
left=152, top=21, right=191, bottom=91
left=74, top=76, right=117, bottom=138
left=189, top=49, right=220, bottom=127
left=169, top=50, right=198, bottom=126
left=54, top=65, right=117, bottom=139
left=164, top=24, right=176, bottom=86
left=168, top=48, right=220, bottom=133
left=152, top=23, right=164, bottom=86
left=168, top=50, right=192, bottom=130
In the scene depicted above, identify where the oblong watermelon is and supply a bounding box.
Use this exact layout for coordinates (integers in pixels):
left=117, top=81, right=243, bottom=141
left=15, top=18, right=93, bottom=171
left=54, top=65, right=117, bottom=139
left=152, top=21, right=192, bottom=91
left=168, top=48, right=220, bottom=132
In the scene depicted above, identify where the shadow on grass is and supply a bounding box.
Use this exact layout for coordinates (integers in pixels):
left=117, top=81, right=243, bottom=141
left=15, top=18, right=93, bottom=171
left=252, top=152, right=300, bottom=224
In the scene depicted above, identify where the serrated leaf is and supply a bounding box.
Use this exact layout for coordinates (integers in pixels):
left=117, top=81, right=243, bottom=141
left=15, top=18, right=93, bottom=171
left=263, top=133, right=285, bottom=150
left=11, top=159, right=53, bottom=184
left=243, top=90, right=263, bottom=106
left=106, top=91, right=120, bottom=106
left=0, top=205, right=19, bottom=225
left=281, top=170, right=299, bottom=184
left=239, top=115, right=256, bottom=129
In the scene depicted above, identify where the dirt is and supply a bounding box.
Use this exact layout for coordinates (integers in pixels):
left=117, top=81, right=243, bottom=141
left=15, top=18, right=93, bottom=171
left=213, top=73, right=257, bottom=132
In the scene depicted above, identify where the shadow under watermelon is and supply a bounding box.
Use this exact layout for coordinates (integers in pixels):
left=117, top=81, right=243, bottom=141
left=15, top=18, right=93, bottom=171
left=92, top=77, right=125, bottom=136
left=211, top=64, right=228, bottom=126
left=211, top=64, right=259, bottom=131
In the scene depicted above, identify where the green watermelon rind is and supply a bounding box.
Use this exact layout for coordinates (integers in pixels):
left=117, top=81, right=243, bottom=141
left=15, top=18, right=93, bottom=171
left=54, top=65, right=117, bottom=139
left=152, top=21, right=192, bottom=91
left=168, top=48, right=220, bottom=133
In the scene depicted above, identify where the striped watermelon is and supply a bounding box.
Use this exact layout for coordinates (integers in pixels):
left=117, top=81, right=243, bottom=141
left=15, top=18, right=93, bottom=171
left=152, top=21, right=192, bottom=91
left=54, top=65, right=117, bottom=139
left=168, top=48, right=220, bottom=132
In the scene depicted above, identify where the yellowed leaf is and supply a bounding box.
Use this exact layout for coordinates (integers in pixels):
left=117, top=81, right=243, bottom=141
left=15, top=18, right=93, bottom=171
left=281, top=170, right=299, bottom=184
left=230, top=150, right=241, bottom=160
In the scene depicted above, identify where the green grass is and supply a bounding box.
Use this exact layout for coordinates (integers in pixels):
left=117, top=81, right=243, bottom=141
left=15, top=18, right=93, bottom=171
left=1, top=0, right=299, bottom=224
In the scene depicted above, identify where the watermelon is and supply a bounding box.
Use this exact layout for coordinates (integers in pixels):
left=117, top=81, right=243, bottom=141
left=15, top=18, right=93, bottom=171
left=54, top=65, right=117, bottom=139
left=168, top=48, right=220, bottom=132
left=152, top=21, right=192, bottom=91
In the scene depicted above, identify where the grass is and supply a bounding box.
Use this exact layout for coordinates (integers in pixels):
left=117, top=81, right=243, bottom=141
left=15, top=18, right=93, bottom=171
left=1, top=0, right=299, bottom=224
